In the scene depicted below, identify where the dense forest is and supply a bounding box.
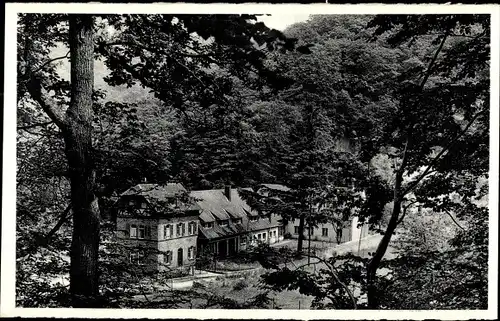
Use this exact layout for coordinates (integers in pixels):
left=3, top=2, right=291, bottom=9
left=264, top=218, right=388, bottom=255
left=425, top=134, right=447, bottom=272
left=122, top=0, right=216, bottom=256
left=16, top=13, right=489, bottom=309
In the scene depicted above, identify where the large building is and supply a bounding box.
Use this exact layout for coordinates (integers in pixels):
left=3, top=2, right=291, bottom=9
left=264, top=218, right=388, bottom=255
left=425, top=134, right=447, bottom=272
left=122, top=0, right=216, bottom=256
left=115, top=182, right=369, bottom=273
left=115, top=183, right=200, bottom=274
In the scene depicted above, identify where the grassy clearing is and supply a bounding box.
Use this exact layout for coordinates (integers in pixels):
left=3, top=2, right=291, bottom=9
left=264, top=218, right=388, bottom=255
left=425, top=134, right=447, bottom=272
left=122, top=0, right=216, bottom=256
left=196, top=270, right=315, bottom=309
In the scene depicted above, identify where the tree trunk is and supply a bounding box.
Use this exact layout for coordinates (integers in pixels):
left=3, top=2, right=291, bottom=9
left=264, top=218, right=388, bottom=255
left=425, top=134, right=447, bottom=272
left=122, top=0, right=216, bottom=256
left=296, top=214, right=306, bottom=254
left=66, top=14, right=100, bottom=307
left=365, top=171, right=403, bottom=309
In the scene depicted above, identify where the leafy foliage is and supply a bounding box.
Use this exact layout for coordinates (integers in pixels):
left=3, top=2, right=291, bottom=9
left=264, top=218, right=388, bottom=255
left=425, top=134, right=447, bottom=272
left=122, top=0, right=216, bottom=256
left=16, top=13, right=490, bottom=309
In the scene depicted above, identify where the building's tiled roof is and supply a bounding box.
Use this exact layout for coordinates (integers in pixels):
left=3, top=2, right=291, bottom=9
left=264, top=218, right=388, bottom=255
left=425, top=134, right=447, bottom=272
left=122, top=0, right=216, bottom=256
left=198, top=222, right=247, bottom=240
left=260, top=183, right=290, bottom=192
left=121, top=183, right=187, bottom=200
left=190, top=189, right=254, bottom=223
left=248, top=218, right=282, bottom=231
left=120, top=183, right=200, bottom=214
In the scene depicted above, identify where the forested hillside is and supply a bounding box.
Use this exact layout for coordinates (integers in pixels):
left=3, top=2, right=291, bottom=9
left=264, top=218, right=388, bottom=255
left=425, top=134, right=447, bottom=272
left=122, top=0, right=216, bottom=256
left=16, top=13, right=490, bottom=309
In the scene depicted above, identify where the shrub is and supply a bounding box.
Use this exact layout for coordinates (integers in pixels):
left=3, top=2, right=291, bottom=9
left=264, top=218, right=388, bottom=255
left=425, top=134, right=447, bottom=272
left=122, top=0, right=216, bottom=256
left=192, top=281, right=205, bottom=289
left=233, top=278, right=248, bottom=291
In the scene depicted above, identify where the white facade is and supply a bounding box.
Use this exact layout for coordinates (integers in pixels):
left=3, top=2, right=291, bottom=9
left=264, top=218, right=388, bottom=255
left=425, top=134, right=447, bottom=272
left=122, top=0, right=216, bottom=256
left=285, top=217, right=369, bottom=244
left=247, top=226, right=284, bottom=246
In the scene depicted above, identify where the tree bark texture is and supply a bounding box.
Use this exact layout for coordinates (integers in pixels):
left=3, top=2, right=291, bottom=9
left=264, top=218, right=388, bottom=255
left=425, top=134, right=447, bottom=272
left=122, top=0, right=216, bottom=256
left=66, top=14, right=100, bottom=307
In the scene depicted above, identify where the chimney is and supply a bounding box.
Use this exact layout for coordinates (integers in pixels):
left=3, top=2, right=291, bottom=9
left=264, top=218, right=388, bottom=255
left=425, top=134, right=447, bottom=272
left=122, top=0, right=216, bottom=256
left=224, top=185, right=232, bottom=202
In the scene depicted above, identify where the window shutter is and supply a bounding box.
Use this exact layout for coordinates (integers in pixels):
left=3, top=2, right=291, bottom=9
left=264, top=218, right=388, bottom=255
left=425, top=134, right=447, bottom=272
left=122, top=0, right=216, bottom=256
left=146, top=226, right=151, bottom=239
left=125, top=223, right=130, bottom=236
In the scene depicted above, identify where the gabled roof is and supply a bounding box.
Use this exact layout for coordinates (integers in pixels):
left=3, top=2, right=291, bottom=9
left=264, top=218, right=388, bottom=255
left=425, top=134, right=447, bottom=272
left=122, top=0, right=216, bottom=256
left=119, top=183, right=200, bottom=215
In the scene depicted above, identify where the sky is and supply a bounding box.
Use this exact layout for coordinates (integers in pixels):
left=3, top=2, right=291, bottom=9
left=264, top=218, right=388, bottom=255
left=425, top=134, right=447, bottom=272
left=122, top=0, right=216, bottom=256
left=257, top=14, right=310, bottom=31
left=50, top=14, right=311, bottom=90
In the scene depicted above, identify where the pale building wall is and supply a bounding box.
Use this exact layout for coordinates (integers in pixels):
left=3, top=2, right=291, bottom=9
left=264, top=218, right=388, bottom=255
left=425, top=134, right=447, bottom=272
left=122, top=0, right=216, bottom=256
left=247, top=226, right=281, bottom=246
left=286, top=218, right=357, bottom=244
left=116, top=215, right=198, bottom=272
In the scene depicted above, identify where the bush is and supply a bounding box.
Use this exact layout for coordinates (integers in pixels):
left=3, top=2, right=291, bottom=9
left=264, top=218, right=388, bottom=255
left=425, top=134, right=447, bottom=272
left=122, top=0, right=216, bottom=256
left=232, top=279, right=248, bottom=291
left=192, top=281, right=205, bottom=289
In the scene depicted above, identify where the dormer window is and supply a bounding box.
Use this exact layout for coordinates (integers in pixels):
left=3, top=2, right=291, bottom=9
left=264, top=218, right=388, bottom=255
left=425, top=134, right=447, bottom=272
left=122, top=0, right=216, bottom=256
left=249, top=216, right=258, bottom=222
left=219, top=220, right=228, bottom=227
left=233, top=218, right=242, bottom=224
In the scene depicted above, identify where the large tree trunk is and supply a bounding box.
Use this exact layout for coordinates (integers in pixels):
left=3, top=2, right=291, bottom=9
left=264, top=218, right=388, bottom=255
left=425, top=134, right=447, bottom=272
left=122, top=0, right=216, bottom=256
left=66, top=14, right=100, bottom=307
left=365, top=169, right=403, bottom=309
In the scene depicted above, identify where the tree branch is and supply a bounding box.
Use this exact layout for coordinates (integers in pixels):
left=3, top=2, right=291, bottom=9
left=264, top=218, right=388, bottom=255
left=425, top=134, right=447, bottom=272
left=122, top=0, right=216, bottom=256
left=444, top=209, right=465, bottom=231
left=17, top=121, right=54, bottom=131
left=418, top=28, right=450, bottom=90
left=32, top=51, right=70, bottom=74
left=45, top=204, right=72, bottom=243
left=396, top=200, right=418, bottom=226
left=397, top=136, right=410, bottom=178
left=27, top=76, right=67, bottom=129
left=402, top=110, right=485, bottom=196
left=307, top=253, right=358, bottom=309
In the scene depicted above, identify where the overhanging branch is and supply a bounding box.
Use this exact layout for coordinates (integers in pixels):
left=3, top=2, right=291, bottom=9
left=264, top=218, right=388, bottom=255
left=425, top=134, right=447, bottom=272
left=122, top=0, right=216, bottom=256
left=27, top=76, right=67, bottom=130
left=32, top=51, right=70, bottom=74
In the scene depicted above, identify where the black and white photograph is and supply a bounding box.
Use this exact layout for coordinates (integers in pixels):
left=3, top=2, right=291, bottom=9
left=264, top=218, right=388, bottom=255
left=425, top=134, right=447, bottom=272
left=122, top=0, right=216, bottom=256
left=1, top=3, right=498, bottom=319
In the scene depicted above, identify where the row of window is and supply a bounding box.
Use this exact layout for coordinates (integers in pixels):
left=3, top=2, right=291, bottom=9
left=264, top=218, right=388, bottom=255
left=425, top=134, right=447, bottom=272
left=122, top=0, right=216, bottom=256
left=253, top=230, right=278, bottom=241
left=129, top=222, right=197, bottom=239
left=201, top=215, right=272, bottom=229
left=294, top=226, right=329, bottom=237
left=162, top=221, right=197, bottom=239
left=239, top=229, right=281, bottom=244
left=162, top=246, right=196, bottom=264
left=129, top=246, right=196, bottom=266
